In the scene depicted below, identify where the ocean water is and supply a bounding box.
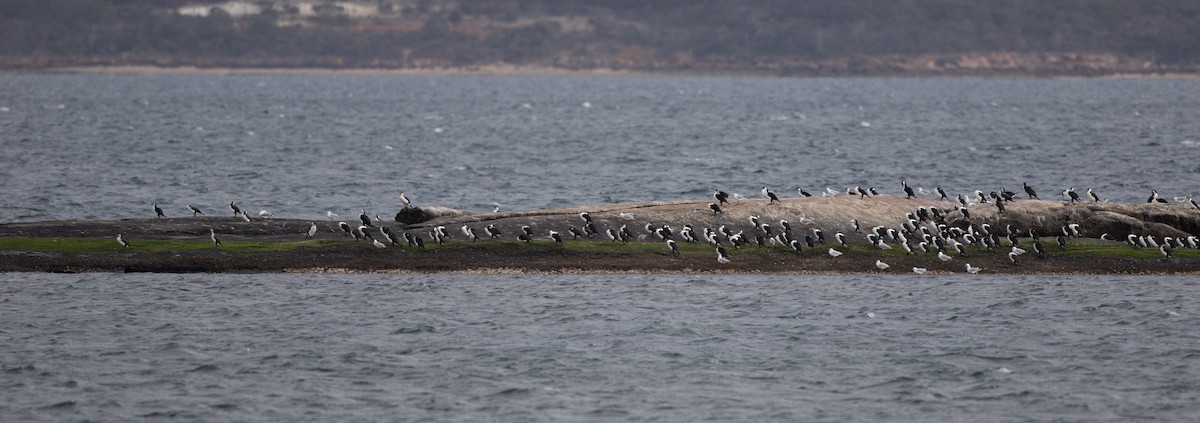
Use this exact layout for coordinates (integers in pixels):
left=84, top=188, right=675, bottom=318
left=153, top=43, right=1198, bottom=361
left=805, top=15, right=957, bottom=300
left=3, top=74, right=1200, bottom=421
left=0, top=74, right=1198, bottom=222
left=2, top=272, right=1198, bottom=421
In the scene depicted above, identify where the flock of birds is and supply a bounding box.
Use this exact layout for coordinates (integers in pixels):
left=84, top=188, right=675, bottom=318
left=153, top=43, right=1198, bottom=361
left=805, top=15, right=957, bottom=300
left=116, top=184, right=1200, bottom=273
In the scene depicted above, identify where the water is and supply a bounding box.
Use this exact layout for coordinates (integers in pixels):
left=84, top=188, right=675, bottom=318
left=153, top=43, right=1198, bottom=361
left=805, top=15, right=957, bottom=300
left=0, top=74, right=1198, bottom=222
left=2, top=273, right=1198, bottom=421
left=3, top=74, right=1200, bottom=420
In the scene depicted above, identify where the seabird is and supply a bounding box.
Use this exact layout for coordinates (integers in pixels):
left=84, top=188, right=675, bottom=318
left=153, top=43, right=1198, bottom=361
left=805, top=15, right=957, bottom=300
left=153, top=202, right=165, bottom=218
left=187, top=204, right=203, bottom=216
left=824, top=187, right=840, bottom=197
left=399, top=192, right=412, bottom=209
left=827, top=248, right=843, bottom=260
left=1008, top=251, right=1019, bottom=265
left=912, top=267, right=927, bottom=275
left=357, top=225, right=375, bottom=241
left=1023, top=183, right=1039, bottom=199
left=762, top=187, right=780, bottom=203
left=999, top=188, right=1017, bottom=202
left=779, top=220, right=792, bottom=233
left=1011, top=246, right=1027, bottom=256
left=1100, top=233, right=1115, bottom=241
left=240, top=211, right=252, bottom=222
left=918, top=187, right=931, bottom=196
left=835, top=232, right=846, bottom=247
left=618, top=212, right=636, bottom=221
left=258, top=210, right=273, bottom=220
left=1065, top=188, right=1081, bottom=204
left=938, top=251, right=953, bottom=262
left=713, top=189, right=730, bottom=205
left=995, top=199, right=1006, bottom=213
left=789, top=239, right=803, bottom=253
left=579, top=212, right=592, bottom=223
left=716, top=247, right=731, bottom=265
left=1161, top=243, right=1173, bottom=259
left=485, top=224, right=501, bottom=239
left=1190, top=196, right=1200, bottom=210
left=902, top=180, right=916, bottom=199
left=954, top=242, right=967, bottom=257
left=373, top=239, right=387, bottom=249
left=856, top=186, right=871, bottom=199
left=229, top=201, right=241, bottom=216
left=797, top=188, right=813, bottom=197
left=338, top=221, right=353, bottom=236
left=749, top=215, right=760, bottom=227
left=936, top=187, right=948, bottom=201
left=326, top=211, right=340, bottom=220
left=956, top=194, right=967, bottom=208
left=116, top=233, right=130, bottom=248
left=1034, top=241, right=1047, bottom=258
left=1067, top=224, right=1081, bottom=237
left=667, top=239, right=679, bottom=254
left=966, top=263, right=982, bottom=274
left=1086, top=188, right=1100, bottom=203
left=307, top=222, right=318, bottom=238
left=875, top=260, right=890, bottom=271
left=607, top=228, right=619, bottom=242
left=402, top=231, right=416, bottom=246
left=359, top=209, right=372, bottom=227
left=869, top=187, right=879, bottom=196
left=549, top=231, right=563, bottom=244
left=851, top=219, right=861, bottom=233
left=382, top=227, right=401, bottom=245
left=210, top=228, right=221, bottom=247
left=414, top=236, right=426, bottom=248
left=804, top=235, right=816, bottom=249
left=708, top=203, right=723, bottom=214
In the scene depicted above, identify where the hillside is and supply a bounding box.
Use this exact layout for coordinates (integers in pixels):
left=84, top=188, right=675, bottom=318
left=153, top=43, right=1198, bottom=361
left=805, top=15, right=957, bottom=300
left=3, top=0, right=1200, bottom=76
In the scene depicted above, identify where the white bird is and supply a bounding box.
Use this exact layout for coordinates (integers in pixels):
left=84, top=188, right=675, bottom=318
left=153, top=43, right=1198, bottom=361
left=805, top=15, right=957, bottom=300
left=399, top=192, right=412, bottom=208
left=828, top=248, right=843, bottom=259
left=912, top=267, right=927, bottom=275
left=966, top=263, right=982, bottom=274
left=258, top=210, right=273, bottom=220
left=1011, top=246, right=1027, bottom=256
left=326, top=211, right=340, bottom=220
left=875, top=260, right=890, bottom=271
left=373, top=239, right=386, bottom=249
left=717, top=251, right=731, bottom=265
left=307, top=222, right=318, bottom=238
left=938, top=251, right=953, bottom=262
left=618, top=212, right=636, bottom=221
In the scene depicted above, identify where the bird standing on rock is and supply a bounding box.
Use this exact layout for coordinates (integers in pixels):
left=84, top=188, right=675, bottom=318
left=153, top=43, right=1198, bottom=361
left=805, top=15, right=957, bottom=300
left=762, top=187, right=780, bottom=203
left=229, top=201, right=241, bottom=216
left=1023, top=183, right=1039, bottom=199
left=713, top=189, right=729, bottom=205
left=187, top=204, right=203, bottom=217
left=153, top=202, right=165, bottom=218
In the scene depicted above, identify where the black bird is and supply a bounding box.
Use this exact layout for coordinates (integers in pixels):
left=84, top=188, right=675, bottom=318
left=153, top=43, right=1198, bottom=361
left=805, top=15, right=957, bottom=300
left=668, top=239, right=680, bottom=254
left=229, top=201, right=241, bottom=216
left=210, top=228, right=221, bottom=247
left=762, top=187, right=780, bottom=203
left=153, top=202, right=165, bottom=218
left=902, top=180, right=916, bottom=199
left=568, top=227, right=584, bottom=239
left=1057, top=235, right=1068, bottom=250
left=708, top=203, right=723, bottom=214
left=856, top=186, right=871, bottom=199
left=1023, top=183, right=1039, bottom=199
left=414, top=236, right=425, bottom=249
left=549, top=231, right=564, bottom=244
left=1034, top=241, right=1047, bottom=258
left=1087, top=188, right=1100, bottom=203
left=779, top=220, right=792, bottom=233
left=1148, top=190, right=1166, bottom=203
left=868, top=187, right=879, bottom=196
left=836, top=232, right=846, bottom=247
left=359, top=209, right=372, bottom=227
left=804, top=235, right=816, bottom=249
left=357, top=225, right=374, bottom=241
left=485, top=224, right=501, bottom=239
left=995, top=199, right=1006, bottom=213
left=522, top=226, right=534, bottom=237
left=579, top=212, right=593, bottom=223
left=813, top=228, right=825, bottom=243
left=517, top=233, right=532, bottom=243
left=959, top=206, right=971, bottom=220
left=1161, top=243, right=1173, bottom=259
left=936, top=187, right=949, bottom=201
left=789, top=239, right=803, bottom=253
left=797, top=188, right=813, bottom=197
left=117, top=233, right=130, bottom=248
left=713, top=189, right=730, bottom=205
left=339, top=221, right=353, bottom=237
left=187, top=204, right=203, bottom=216
left=999, top=188, right=1017, bottom=202
left=1065, top=188, right=1080, bottom=204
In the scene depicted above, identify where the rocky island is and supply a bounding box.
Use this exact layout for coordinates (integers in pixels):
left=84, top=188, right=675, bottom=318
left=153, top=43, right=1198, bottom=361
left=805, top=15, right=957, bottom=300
left=2, top=196, right=1197, bottom=274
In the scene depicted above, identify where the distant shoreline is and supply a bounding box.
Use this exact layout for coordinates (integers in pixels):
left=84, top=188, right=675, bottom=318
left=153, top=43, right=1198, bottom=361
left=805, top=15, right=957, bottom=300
left=19, top=65, right=1198, bottom=79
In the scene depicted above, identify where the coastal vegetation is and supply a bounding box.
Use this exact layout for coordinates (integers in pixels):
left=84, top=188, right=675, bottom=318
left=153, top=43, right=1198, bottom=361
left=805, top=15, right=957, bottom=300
left=3, top=0, right=1199, bottom=75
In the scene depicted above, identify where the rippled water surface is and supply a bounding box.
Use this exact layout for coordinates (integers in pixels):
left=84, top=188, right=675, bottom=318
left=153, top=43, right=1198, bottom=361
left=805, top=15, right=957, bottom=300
left=3, top=273, right=1199, bottom=421
left=0, top=74, right=1198, bottom=222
